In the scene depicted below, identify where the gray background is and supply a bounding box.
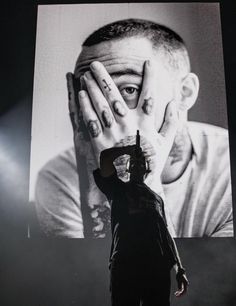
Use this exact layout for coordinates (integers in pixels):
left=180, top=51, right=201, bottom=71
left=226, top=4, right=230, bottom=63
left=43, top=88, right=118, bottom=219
left=0, top=1, right=236, bottom=306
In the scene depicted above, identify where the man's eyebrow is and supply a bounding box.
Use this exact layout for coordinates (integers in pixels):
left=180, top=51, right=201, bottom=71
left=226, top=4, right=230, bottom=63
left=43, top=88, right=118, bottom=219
left=110, top=68, right=143, bottom=78
left=75, top=64, right=144, bottom=78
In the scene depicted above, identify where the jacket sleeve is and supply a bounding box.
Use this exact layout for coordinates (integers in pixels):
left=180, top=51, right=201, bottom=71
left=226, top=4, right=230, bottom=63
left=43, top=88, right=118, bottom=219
left=93, top=168, right=120, bottom=200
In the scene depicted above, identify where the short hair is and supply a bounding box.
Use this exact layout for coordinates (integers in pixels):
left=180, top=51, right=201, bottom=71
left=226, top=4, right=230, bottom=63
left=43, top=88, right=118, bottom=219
left=82, top=18, right=190, bottom=76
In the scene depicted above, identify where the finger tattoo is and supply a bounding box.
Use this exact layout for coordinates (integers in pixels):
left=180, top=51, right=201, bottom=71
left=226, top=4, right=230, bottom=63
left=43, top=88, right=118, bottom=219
left=87, top=120, right=101, bottom=138
left=78, top=112, right=90, bottom=141
left=69, top=112, right=77, bottom=130
left=102, top=79, right=112, bottom=91
left=112, top=100, right=127, bottom=117
left=142, top=97, right=153, bottom=115
left=70, top=112, right=90, bottom=140
left=68, top=89, right=72, bottom=101
left=67, top=78, right=73, bottom=103
left=102, top=109, right=113, bottom=128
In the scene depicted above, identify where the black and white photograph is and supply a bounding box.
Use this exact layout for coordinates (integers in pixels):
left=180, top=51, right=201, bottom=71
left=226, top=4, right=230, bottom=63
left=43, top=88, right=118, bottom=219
left=30, top=3, right=233, bottom=238
left=1, top=2, right=236, bottom=306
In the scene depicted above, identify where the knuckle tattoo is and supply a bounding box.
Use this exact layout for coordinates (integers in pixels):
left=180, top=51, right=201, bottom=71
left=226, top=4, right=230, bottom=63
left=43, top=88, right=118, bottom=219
left=142, top=97, right=153, bottom=115
left=112, top=100, right=127, bottom=117
left=79, top=114, right=90, bottom=141
left=102, top=109, right=113, bottom=128
left=87, top=120, right=101, bottom=138
left=67, top=82, right=72, bottom=99
left=70, top=107, right=90, bottom=141
left=68, top=90, right=72, bottom=101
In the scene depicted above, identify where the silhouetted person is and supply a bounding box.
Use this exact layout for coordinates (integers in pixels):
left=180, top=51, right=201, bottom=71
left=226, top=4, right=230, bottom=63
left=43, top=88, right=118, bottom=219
left=93, top=132, right=189, bottom=306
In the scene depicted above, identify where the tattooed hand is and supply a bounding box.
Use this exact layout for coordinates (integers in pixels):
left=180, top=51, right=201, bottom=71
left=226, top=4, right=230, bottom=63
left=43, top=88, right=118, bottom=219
left=67, top=60, right=179, bottom=190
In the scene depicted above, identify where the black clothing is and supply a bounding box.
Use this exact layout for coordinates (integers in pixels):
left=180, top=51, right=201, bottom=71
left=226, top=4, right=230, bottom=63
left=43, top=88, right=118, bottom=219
left=93, top=169, right=177, bottom=268
left=110, top=261, right=171, bottom=306
left=93, top=169, right=177, bottom=306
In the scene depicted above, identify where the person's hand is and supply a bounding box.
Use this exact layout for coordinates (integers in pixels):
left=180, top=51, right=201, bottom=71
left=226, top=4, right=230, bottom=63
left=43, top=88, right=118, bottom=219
left=66, top=60, right=180, bottom=235
left=175, top=270, right=189, bottom=297
left=69, top=61, right=179, bottom=179
left=123, top=144, right=137, bottom=157
left=66, top=71, right=93, bottom=158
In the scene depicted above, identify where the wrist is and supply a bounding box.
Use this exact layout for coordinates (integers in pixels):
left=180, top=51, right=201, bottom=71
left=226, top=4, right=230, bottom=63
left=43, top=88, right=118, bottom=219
left=176, top=267, right=186, bottom=275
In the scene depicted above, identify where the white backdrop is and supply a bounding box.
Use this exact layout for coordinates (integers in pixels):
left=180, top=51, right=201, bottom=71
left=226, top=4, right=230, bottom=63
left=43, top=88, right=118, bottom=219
left=29, top=3, right=226, bottom=200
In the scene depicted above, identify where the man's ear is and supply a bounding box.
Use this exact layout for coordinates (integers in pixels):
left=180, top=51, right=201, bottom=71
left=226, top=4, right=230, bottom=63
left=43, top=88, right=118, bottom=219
left=177, top=73, right=199, bottom=111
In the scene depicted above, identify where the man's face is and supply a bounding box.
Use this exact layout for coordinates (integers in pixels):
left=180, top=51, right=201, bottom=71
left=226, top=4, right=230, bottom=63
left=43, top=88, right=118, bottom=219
left=75, top=36, right=177, bottom=131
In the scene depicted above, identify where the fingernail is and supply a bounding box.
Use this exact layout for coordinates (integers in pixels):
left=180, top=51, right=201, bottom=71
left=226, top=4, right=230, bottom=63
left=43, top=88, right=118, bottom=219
left=146, top=60, right=151, bottom=66
left=90, top=61, right=101, bottom=71
left=79, top=90, right=86, bottom=98
left=84, top=71, right=93, bottom=80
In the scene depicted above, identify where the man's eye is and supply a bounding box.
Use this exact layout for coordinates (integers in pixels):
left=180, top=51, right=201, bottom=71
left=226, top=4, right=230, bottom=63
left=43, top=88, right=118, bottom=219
left=119, top=85, right=140, bottom=108
left=120, top=86, right=139, bottom=97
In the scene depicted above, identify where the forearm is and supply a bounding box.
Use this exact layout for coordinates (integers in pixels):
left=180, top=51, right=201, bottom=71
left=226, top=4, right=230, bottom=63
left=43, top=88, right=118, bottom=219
left=171, top=238, right=184, bottom=272
left=171, top=237, right=189, bottom=296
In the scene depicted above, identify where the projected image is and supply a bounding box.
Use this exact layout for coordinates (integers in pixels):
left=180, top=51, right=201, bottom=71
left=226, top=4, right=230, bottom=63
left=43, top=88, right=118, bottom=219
left=29, top=3, right=233, bottom=238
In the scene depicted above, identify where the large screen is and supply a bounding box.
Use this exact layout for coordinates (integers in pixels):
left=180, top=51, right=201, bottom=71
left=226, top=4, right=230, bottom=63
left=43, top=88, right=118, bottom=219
left=29, top=3, right=233, bottom=238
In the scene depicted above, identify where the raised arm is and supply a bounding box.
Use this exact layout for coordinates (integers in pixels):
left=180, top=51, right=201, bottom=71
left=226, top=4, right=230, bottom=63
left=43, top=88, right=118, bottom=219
left=100, top=145, right=135, bottom=177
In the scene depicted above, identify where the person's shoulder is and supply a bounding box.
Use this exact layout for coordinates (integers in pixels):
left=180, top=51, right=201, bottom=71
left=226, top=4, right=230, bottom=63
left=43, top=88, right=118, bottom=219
left=187, top=122, right=229, bottom=153
left=187, top=121, right=228, bottom=137
left=187, top=121, right=230, bottom=170
left=37, top=147, right=77, bottom=183
left=35, top=147, right=79, bottom=209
